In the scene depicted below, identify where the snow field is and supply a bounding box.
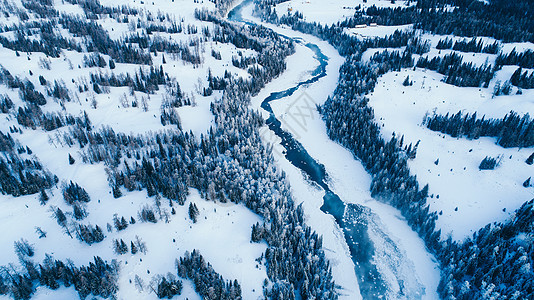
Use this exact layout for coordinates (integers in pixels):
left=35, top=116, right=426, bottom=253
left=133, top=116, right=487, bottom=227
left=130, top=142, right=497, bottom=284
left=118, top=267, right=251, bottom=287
left=273, top=0, right=414, bottom=26
left=0, top=0, right=269, bottom=298
left=368, top=67, right=534, bottom=240
left=243, top=3, right=441, bottom=298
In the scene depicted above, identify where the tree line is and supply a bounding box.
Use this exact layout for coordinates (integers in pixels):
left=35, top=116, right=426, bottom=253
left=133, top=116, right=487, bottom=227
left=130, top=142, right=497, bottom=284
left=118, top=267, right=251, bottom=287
left=254, top=0, right=534, bottom=298
left=425, top=111, right=534, bottom=148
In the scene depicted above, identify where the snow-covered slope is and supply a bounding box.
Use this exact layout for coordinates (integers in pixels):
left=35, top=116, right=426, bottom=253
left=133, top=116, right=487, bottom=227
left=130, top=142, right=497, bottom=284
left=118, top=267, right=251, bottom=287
left=366, top=40, right=534, bottom=240
left=274, top=0, right=413, bottom=25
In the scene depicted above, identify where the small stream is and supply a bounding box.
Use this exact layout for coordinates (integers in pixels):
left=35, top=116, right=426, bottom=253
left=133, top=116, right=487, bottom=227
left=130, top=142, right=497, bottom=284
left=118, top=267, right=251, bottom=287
left=228, top=1, right=425, bottom=299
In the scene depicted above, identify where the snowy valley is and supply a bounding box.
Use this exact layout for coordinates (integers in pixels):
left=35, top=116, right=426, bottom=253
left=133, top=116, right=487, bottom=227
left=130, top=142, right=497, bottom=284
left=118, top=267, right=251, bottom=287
left=0, top=0, right=532, bottom=299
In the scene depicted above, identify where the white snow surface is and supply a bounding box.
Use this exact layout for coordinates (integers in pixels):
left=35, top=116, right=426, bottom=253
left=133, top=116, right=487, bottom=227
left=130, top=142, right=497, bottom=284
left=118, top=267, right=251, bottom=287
left=241, top=2, right=441, bottom=299
left=0, top=0, right=267, bottom=299
left=274, top=0, right=414, bottom=25
left=366, top=51, right=534, bottom=240
left=347, top=24, right=413, bottom=39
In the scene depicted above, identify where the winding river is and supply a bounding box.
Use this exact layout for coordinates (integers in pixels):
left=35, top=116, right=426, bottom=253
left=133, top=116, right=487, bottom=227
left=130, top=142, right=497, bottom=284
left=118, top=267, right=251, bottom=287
left=228, top=1, right=433, bottom=299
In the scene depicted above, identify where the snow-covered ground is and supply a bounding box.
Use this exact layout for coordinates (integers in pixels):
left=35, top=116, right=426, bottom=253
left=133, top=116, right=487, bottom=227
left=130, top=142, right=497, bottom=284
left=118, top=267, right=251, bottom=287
left=0, top=0, right=269, bottom=299
left=346, top=24, right=413, bottom=39
left=241, top=2, right=441, bottom=299
left=273, top=0, right=414, bottom=25
left=365, top=41, right=534, bottom=240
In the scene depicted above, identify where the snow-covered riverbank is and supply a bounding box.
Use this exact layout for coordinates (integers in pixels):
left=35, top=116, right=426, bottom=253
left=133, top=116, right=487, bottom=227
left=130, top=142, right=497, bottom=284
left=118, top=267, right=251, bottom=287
left=235, top=2, right=441, bottom=299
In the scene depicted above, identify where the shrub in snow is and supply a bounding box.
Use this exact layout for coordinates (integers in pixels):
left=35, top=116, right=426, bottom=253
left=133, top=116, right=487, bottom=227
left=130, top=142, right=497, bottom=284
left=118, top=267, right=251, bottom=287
left=138, top=205, right=157, bottom=223
left=62, top=181, right=90, bottom=204
left=188, top=203, right=199, bottom=223
left=479, top=156, right=498, bottom=170
left=14, top=239, right=34, bottom=258
left=156, top=276, right=182, bottom=299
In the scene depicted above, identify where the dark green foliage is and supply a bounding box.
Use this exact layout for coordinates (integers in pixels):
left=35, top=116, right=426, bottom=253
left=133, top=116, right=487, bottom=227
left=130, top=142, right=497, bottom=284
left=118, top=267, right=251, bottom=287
left=0, top=95, right=13, bottom=113
left=39, top=189, right=49, bottom=205
left=436, top=37, right=453, bottom=50
left=14, top=239, right=34, bottom=258
left=406, top=36, right=430, bottom=55
left=92, top=82, right=102, bottom=94
left=251, top=222, right=264, bottom=242
left=496, top=49, right=534, bottom=69
left=509, top=67, right=534, bottom=89
left=176, top=250, right=241, bottom=299
left=72, top=202, right=87, bottom=220
left=11, top=274, right=33, bottom=300
left=15, top=104, right=89, bottom=132
left=8, top=255, right=119, bottom=299
left=438, top=199, right=534, bottom=299
left=19, top=80, right=46, bottom=105
left=0, top=21, right=81, bottom=58
left=479, top=156, right=498, bottom=170
left=0, top=143, right=56, bottom=197
left=74, top=224, right=104, bottom=244
left=62, top=181, right=90, bottom=204
left=113, top=214, right=128, bottom=231
left=82, top=53, right=107, bottom=68
left=38, top=75, right=47, bottom=86
left=156, top=276, right=182, bottom=299
left=68, top=154, right=75, bottom=165
left=138, top=205, right=157, bottom=223
left=425, top=111, right=534, bottom=148
left=46, top=80, right=71, bottom=101
left=112, top=184, right=122, bottom=198
left=89, top=66, right=166, bottom=94
left=452, top=37, right=500, bottom=54
left=188, top=203, right=199, bottom=223
left=58, top=15, right=152, bottom=64
left=254, top=3, right=534, bottom=298
left=527, top=152, right=534, bottom=165
left=54, top=207, right=67, bottom=227
left=52, top=7, right=334, bottom=298
left=402, top=75, right=412, bottom=86
left=130, top=241, right=137, bottom=254
left=113, top=239, right=128, bottom=254
left=416, top=52, right=494, bottom=87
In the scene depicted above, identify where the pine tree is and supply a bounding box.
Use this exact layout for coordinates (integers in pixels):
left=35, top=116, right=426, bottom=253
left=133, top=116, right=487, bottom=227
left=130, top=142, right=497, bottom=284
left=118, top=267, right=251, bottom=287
left=188, top=203, right=199, bottom=223
left=251, top=222, right=263, bottom=242
left=402, top=75, right=412, bottom=86
left=131, top=241, right=138, bottom=254
left=112, top=184, right=122, bottom=198
left=68, top=154, right=75, bottom=165
left=55, top=207, right=67, bottom=227
left=526, top=152, right=534, bottom=165
left=39, top=189, right=49, bottom=205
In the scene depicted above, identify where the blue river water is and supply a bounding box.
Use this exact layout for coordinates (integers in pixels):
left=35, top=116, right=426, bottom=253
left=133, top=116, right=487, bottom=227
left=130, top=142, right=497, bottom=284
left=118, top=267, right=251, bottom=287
left=228, top=1, right=390, bottom=299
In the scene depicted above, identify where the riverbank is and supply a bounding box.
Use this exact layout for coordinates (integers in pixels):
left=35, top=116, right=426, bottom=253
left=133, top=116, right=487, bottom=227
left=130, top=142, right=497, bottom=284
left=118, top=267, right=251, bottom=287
left=233, top=1, right=440, bottom=299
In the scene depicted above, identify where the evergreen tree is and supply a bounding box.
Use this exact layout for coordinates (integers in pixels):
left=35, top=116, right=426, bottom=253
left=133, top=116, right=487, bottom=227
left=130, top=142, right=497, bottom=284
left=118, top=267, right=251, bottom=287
left=68, top=154, right=75, bottom=165
left=188, top=203, right=199, bottom=223
left=402, top=75, right=412, bottom=86
left=527, top=152, right=534, bottom=165
left=39, top=189, right=49, bottom=205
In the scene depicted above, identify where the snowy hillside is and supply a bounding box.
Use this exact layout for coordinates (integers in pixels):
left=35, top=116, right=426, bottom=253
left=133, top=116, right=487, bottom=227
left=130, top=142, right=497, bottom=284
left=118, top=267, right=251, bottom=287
left=256, top=0, right=534, bottom=299
left=0, top=0, right=333, bottom=299
left=0, top=0, right=533, bottom=299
